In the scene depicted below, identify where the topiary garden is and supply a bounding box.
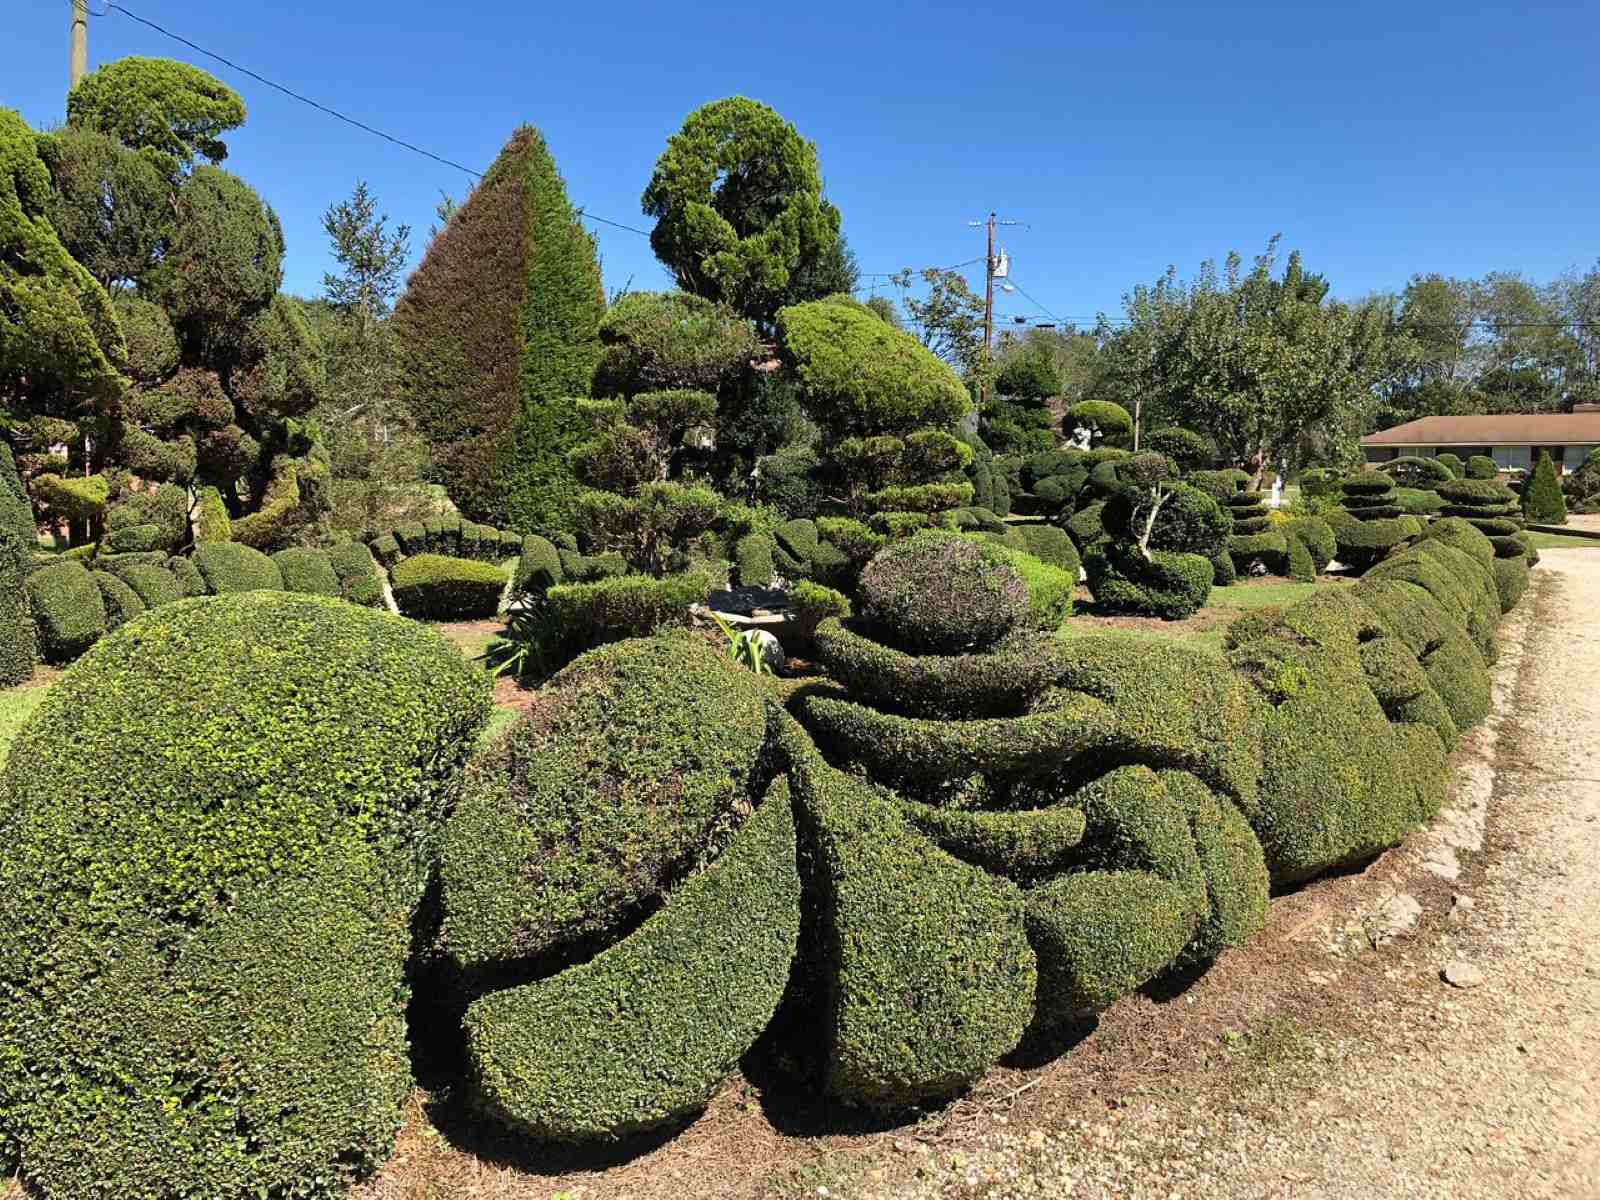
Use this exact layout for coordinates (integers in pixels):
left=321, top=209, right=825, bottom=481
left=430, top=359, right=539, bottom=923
left=0, top=57, right=1575, bottom=1199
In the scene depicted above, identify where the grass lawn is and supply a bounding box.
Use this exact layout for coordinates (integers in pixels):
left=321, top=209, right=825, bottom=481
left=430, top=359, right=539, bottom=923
left=1525, top=531, right=1600, bottom=551
left=1059, top=575, right=1351, bottom=657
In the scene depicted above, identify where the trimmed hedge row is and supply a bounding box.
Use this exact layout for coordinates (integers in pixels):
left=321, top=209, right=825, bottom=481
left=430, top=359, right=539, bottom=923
left=0, top=533, right=34, bottom=686
left=391, top=553, right=508, bottom=621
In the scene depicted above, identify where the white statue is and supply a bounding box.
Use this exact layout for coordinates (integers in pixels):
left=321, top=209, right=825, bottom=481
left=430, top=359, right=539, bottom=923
left=1069, top=424, right=1093, bottom=451
left=1270, top=476, right=1284, bottom=509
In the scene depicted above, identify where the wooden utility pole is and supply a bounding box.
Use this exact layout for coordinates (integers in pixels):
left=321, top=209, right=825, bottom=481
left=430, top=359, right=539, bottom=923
left=983, top=211, right=996, bottom=356
left=70, top=0, right=88, bottom=90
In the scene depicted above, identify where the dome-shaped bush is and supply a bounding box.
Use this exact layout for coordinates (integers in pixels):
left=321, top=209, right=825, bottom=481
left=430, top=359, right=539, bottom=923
left=438, top=633, right=770, bottom=975
left=0, top=592, right=490, bottom=1196
left=858, top=530, right=1030, bottom=653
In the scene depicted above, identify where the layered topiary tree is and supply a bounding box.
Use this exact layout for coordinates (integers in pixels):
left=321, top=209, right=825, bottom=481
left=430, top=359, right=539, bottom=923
left=394, top=125, right=604, bottom=530
left=1, top=107, right=129, bottom=538
left=1087, top=455, right=1226, bottom=618
left=642, top=98, right=841, bottom=326
left=1437, top=478, right=1534, bottom=565
left=775, top=295, right=973, bottom=528
left=1521, top=450, right=1567, bottom=525
left=0, top=593, right=490, bottom=1195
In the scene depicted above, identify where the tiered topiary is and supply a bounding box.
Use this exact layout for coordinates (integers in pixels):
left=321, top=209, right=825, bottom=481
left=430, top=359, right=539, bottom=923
left=1326, top=471, right=1414, bottom=570
left=1224, top=487, right=1290, bottom=576
left=792, top=532, right=1270, bottom=1098
left=0, top=593, right=491, bottom=1196
left=1436, top=477, right=1535, bottom=567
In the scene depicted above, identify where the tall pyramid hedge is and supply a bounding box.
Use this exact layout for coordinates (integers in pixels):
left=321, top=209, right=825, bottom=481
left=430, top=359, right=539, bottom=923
left=394, top=125, right=604, bottom=531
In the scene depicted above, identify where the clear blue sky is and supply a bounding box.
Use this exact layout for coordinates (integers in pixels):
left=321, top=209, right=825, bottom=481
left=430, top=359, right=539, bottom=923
left=8, top=1, right=1597, bottom=325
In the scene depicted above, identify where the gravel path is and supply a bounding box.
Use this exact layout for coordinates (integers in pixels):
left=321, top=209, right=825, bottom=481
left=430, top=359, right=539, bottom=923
left=874, top=550, right=1600, bottom=1200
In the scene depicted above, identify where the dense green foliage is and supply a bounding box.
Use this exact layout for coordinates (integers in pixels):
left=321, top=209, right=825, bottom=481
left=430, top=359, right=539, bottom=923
left=394, top=125, right=603, bottom=529
left=1521, top=451, right=1567, bottom=524
left=67, top=56, right=245, bottom=171
left=193, top=540, right=283, bottom=593
left=22, top=560, right=107, bottom=662
left=1086, top=544, right=1214, bottom=620
left=439, top=634, right=768, bottom=973
left=0, top=593, right=489, bottom=1197
left=858, top=530, right=1029, bottom=651
left=465, top=782, right=799, bottom=1140
left=390, top=553, right=506, bottom=620
left=642, top=98, right=841, bottom=325
left=0, top=532, right=34, bottom=685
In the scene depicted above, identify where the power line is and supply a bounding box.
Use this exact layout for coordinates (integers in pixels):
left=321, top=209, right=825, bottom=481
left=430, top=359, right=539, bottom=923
left=94, top=3, right=652, bottom=236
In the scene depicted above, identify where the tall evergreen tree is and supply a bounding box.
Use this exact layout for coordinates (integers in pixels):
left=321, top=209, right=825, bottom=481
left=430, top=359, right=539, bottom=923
left=393, top=125, right=604, bottom=530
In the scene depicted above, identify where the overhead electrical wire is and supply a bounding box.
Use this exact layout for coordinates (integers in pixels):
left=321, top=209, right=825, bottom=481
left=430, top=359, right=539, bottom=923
left=92, top=2, right=654, bottom=236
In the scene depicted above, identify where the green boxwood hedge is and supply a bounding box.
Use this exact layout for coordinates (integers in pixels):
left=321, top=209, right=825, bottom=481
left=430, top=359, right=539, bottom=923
left=327, top=541, right=384, bottom=608
left=92, top=568, right=146, bottom=631
left=273, top=547, right=342, bottom=597
left=391, top=553, right=507, bottom=620
left=439, top=634, right=769, bottom=974
left=194, top=541, right=284, bottom=594
left=23, top=560, right=107, bottom=662
left=813, top=618, right=1062, bottom=719
left=464, top=779, right=800, bottom=1141
left=0, top=593, right=489, bottom=1197
left=1027, top=870, right=1194, bottom=1024
left=0, top=533, right=34, bottom=686
left=779, top=718, right=1036, bottom=1108
left=546, top=570, right=710, bottom=642
left=108, top=561, right=186, bottom=610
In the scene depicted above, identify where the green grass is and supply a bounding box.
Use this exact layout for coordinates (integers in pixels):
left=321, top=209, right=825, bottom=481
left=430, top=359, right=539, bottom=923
left=1525, top=531, right=1600, bottom=551
left=1207, top=578, right=1347, bottom=609
left=0, top=685, right=51, bottom=769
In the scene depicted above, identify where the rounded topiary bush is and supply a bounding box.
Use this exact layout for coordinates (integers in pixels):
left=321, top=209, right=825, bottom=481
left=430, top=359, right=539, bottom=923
left=0, top=593, right=490, bottom=1197
left=858, top=530, right=1029, bottom=653
left=391, top=552, right=507, bottom=620
left=272, top=547, right=341, bottom=597
left=193, top=541, right=284, bottom=594
left=1465, top=455, right=1498, bottom=480
left=108, top=561, right=186, bottom=610
left=23, top=559, right=107, bottom=662
left=438, top=633, right=770, bottom=976
left=327, top=540, right=384, bottom=608
left=92, top=568, right=147, bottom=631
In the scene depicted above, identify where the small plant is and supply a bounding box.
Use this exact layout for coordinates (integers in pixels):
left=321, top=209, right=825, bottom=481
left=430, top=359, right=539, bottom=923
left=710, top=610, right=773, bottom=676
left=477, top=597, right=570, bottom=682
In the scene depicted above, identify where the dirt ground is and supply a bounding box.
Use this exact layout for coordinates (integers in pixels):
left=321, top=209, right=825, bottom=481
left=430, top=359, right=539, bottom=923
left=354, top=551, right=1599, bottom=1200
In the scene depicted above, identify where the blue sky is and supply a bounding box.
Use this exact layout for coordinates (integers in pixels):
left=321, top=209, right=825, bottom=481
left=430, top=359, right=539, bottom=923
left=8, top=1, right=1597, bottom=325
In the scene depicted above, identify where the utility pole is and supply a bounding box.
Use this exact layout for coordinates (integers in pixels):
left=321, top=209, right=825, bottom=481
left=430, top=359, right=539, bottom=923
left=983, top=211, right=996, bottom=358
left=69, top=0, right=88, bottom=90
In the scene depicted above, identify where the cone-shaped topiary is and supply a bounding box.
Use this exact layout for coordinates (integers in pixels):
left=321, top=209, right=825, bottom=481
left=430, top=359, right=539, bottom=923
left=1521, top=451, right=1567, bottom=525
left=394, top=125, right=604, bottom=530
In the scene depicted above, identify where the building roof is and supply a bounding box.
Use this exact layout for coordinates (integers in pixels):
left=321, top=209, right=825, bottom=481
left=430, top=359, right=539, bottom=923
left=1362, top=412, right=1600, bottom=447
